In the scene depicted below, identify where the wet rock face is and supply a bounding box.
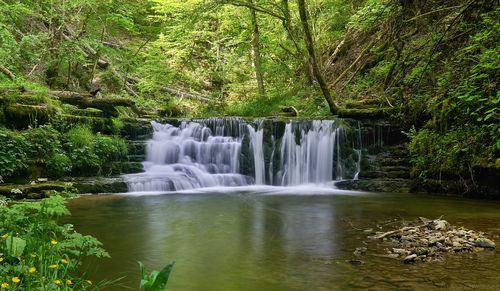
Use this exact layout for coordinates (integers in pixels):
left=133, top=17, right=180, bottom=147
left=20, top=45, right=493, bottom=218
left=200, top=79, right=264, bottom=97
left=363, top=217, right=496, bottom=264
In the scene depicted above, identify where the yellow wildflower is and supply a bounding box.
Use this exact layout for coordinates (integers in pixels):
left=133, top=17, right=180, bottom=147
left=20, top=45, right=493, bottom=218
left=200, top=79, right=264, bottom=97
left=48, top=264, right=58, bottom=269
left=0, top=257, right=3, bottom=263
left=29, top=267, right=37, bottom=273
left=50, top=240, right=58, bottom=245
left=60, top=258, right=68, bottom=264
left=1, top=233, right=8, bottom=239
left=86, top=280, right=92, bottom=285
left=66, top=279, right=73, bottom=285
left=53, top=279, right=61, bottom=285
left=12, top=277, right=20, bottom=284
left=1, top=282, right=9, bottom=288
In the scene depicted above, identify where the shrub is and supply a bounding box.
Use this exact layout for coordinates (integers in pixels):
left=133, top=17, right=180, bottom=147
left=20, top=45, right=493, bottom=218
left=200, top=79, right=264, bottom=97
left=0, top=195, right=109, bottom=289
left=0, top=128, right=28, bottom=178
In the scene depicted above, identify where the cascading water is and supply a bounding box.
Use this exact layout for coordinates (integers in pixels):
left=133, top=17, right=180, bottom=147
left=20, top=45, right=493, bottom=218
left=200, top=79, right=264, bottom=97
left=124, top=118, right=361, bottom=192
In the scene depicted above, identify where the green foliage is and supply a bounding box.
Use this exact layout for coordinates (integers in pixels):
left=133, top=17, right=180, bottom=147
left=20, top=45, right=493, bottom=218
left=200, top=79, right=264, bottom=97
left=0, top=195, right=109, bottom=289
left=0, top=128, right=28, bottom=178
left=348, top=0, right=392, bottom=29
left=407, top=126, right=494, bottom=183
left=94, top=134, right=128, bottom=163
left=64, top=126, right=128, bottom=176
left=139, top=261, right=175, bottom=291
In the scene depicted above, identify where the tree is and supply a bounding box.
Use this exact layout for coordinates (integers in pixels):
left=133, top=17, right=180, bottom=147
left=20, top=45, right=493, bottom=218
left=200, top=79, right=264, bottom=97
left=297, top=0, right=338, bottom=114
left=249, top=0, right=266, bottom=97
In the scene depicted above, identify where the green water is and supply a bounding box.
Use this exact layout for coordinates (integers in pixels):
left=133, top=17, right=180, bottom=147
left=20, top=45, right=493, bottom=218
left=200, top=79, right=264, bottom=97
left=66, top=191, right=500, bottom=290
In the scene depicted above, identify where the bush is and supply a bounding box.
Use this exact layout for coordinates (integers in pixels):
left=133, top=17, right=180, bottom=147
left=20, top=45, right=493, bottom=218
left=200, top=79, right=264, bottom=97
left=46, top=153, right=72, bottom=177
left=94, top=135, right=128, bottom=163
left=0, top=128, right=28, bottom=178
left=64, top=126, right=128, bottom=176
left=0, top=195, right=109, bottom=289
left=407, top=126, right=494, bottom=182
left=22, top=125, right=62, bottom=165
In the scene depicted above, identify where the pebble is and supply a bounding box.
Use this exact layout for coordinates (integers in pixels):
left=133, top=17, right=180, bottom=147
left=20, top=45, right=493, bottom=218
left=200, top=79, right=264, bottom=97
left=475, top=238, right=496, bottom=248
left=403, top=254, right=417, bottom=263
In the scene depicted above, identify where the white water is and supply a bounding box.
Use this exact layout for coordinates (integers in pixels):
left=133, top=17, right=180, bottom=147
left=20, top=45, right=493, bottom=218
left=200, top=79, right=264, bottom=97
left=125, top=118, right=361, bottom=192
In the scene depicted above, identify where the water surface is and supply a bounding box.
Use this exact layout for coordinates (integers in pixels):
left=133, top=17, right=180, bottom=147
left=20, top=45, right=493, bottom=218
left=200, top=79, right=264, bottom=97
left=67, top=189, right=500, bottom=290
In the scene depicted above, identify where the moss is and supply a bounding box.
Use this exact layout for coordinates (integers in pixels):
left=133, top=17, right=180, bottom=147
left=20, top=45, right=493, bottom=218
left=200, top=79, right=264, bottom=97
left=57, top=93, right=136, bottom=117
left=337, top=107, right=395, bottom=119
left=4, top=103, right=56, bottom=129
left=120, top=118, right=153, bottom=139
left=53, top=114, right=116, bottom=134
left=62, top=104, right=105, bottom=117
left=72, top=178, right=128, bottom=194
left=0, top=182, right=68, bottom=199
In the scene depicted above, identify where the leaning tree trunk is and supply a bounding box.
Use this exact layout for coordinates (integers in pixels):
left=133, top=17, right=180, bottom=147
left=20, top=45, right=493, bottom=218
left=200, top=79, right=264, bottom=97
left=297, top=0, right=338, bottom=114
left=249, top=3, right=266, bottom=98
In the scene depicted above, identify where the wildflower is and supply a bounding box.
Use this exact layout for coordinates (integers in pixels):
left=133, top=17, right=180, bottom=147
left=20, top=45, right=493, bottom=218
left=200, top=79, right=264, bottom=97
left=29, top=267, right=37, bottom=273
left=60, top=258, right=68, bottom=264
left=48, top=264, right=58, bottom=269
left=86, top=280, right=92, bottom=285
left=53, top=279, right=61, bottom=285
left=66, top=279, right=73, bottom=285
left=0, top=257, right=3, bottom=263
left=50, top=240, right=58, bottom=245
left=1, top=282, right=9, bottom=288
left=1, top=233, right=8, bottom=239
left=12, top=277, right=20, bottom=284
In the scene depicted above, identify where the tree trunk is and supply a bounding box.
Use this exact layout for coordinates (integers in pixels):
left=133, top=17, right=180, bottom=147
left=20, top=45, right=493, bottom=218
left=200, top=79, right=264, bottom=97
left=249, top=2, right=266, bottom=98
left=281, top=0, right=314, bottom=84
left=297, top=0, right=338, bottom=114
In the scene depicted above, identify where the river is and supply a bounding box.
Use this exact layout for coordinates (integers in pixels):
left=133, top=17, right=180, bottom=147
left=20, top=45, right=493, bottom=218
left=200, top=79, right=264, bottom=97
left=67, top=189, right=500, bottom=290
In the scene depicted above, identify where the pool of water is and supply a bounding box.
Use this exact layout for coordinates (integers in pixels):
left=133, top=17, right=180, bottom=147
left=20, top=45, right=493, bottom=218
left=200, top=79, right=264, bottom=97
left=66, top=188, right=500, bottom=290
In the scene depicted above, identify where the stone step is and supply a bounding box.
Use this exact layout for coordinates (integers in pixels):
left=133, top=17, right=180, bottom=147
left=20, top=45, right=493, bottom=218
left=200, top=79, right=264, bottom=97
left=335, top=178, right=412, bottom=193
left=127, top=155, right=146, bottom=162
left=376, top=157, right=410, bottom=167
left=110, top=162, right=144, bottom=174
left=127, top=140, right=147, bottom=155
left=360, top=169, right=410, bottom=179
left=375, top=165, right=410, bottom=172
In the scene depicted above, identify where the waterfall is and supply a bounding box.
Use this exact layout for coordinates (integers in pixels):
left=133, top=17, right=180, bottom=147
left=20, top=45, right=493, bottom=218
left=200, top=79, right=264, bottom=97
left=124, top=118, right=361, bottom=192
left=247, top=122, right=265, bottom=184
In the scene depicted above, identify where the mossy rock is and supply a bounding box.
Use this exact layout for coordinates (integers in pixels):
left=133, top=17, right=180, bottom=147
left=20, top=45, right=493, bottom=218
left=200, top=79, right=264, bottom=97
left=4, top=103, right=56, bottom=129
left=127, top=141, right=147, bottom=155
left=335, top=178, right=411, bottom=193
left=0, top=182, right=68, bottom=199
left=338, top=107, right=396, bottom=119
left=115, top=162, right=144, bottom=174
left=62, top=105, right=105, bottom=117
left=72, top=177, right=128, bottom=194
left=120, top=118, right=153, bottom=139
left=343, top=98, right=386, bottom=109
left=57, top=93, right=135, bottom=117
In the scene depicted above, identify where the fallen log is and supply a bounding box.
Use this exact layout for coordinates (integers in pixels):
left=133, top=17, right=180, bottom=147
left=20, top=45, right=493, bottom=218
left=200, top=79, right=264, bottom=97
left=51, top=90, right=136, bottom=116
left=102, top=41, right=122, bottom=49
left=0, top=65, right=16, bottom=80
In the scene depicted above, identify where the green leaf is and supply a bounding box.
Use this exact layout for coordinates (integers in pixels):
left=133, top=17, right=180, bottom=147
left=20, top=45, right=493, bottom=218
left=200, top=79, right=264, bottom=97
left=6, top=236, right=26, bottom=257
left=151, top=261, right=175, bottom=290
